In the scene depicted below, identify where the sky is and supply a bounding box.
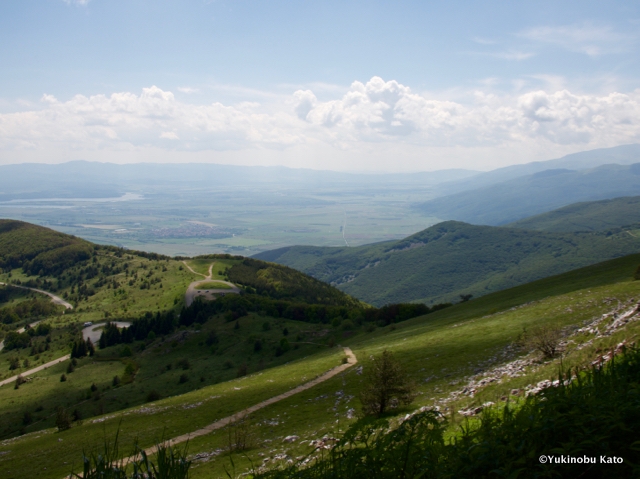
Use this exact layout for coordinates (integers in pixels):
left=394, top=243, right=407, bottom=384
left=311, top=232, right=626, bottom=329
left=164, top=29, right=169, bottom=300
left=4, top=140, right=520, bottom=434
left=0, top=0, right=639, bottom=172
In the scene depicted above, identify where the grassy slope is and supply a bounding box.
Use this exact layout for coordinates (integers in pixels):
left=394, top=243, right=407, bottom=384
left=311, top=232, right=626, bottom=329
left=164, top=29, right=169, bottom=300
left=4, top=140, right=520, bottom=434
left=0, top=222, right=372, bottom=455
left=507, top=195, right=640, bottom=232
left=2, top=253, right=640, bottom=478
left=255, top=221, right=640, bottom=306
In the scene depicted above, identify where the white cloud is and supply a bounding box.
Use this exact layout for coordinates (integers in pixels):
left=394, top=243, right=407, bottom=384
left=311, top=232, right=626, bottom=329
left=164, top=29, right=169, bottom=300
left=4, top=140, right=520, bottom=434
left=519, top=23, right=633, bottom=56
left=493, top=51, right=535, bottom=61
left=177, top=87, right=200, bottom=94
left=160, top=131, right=179, bottom=140
left=63, top=0, right=90, bottom=5
left=0, top=78, right=639, bottom=170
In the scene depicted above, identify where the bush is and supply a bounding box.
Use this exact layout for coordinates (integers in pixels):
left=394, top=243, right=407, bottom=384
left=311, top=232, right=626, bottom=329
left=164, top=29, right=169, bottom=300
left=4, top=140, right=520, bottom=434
left=55, top=407, right=71, bottom=431
left=176, top=358, right=190, bottom=370
left=236, top=363, right=248, bottom=378
left=360, top=350, right=415, bottom=417
left=178, top=373, right=189, bottom=384
left=517, top=325, right=563, bottom=359
left=112, top=375, right=121, bottom=387
left=60, top=374, right=67, bottom=382
left=146, top=390, right=161, bottom=402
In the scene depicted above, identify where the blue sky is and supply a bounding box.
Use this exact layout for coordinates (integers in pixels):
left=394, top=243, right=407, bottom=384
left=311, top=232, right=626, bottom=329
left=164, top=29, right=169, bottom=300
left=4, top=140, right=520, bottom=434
left=1, top=0, right=639, bottom=171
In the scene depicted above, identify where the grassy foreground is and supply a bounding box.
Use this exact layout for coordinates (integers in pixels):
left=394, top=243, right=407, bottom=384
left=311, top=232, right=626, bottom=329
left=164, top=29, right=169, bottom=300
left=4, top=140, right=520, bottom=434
left=2, top=253, right=639, bottom=477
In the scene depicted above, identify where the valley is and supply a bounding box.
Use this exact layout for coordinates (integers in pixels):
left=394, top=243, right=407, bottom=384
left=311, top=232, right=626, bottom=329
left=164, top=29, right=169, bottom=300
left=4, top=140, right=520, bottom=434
left=1, top=146, right=640, bottom=477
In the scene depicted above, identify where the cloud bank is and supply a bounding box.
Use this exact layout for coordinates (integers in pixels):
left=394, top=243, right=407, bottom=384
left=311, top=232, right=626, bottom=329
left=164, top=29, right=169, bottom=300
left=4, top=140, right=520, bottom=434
left=1, top=77, right=639, bottom=170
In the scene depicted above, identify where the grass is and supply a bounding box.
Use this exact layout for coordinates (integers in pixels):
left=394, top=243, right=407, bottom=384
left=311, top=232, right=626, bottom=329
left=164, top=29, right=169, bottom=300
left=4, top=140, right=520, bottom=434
left=0, top=346, right=345, bottom=479
left=194, top=282, right=233, bottom=290
left=2, top=255, right=639, bottom=477
left=184, top=259, right=241, bottom=279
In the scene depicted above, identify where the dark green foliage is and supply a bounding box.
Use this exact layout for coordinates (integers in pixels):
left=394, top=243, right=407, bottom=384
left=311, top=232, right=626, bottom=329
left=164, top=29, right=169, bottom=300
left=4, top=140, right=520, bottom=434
left=205, top=330, right=219, bottom=346
left=60, top=374, right=67, bottom=382
left=22, top=411, right=32, bottom=425
left=236, top=363, right=248, bottom=377
left=178, top=373, right=189, bottom=384
left=275, top=338, right=290, bottom=357
left=0, top=219, right=91, bottom=273
left=2, top=331, right=31, bottom=350
left=635, top=264, right=640, bottom=280
left=0, top=297, right=60, bottom=324
left=146, top=390, right=161, bottom=402
left=71, top=338, right=95, bottom=358
left=257, top=221, right=640, bottom=305
left=225, top=258, right=363, bottom=307
left=55, top=406, right=71, bottom=431
left=257, top=348, right=640, bottom=479
left=360, top=350, right=415, bottom=417
left=176, top=358, right=190, bottom=370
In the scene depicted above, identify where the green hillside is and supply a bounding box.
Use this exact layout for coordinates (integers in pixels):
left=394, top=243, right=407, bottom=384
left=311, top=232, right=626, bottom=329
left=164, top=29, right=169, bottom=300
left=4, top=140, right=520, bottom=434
left=415, top=162, right=640, bottom=226
left=0, top=221, right=435, bottom=444
left=2, top=243, right=640, bottom=478
left=507, top=195, right=640, bottom=232
left=254, top=220, right=640, bottom=306
left=0, top=219, right=93, bottom=275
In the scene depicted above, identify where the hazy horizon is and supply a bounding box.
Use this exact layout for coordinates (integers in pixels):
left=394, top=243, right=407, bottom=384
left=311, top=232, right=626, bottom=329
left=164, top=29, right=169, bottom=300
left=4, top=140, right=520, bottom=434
left=1, top=1, right=639, bottom=172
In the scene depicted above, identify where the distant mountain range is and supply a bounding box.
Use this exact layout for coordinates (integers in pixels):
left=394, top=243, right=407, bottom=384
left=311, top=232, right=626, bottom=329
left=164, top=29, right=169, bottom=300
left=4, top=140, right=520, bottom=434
left=416, top=162, right=640, bottom=225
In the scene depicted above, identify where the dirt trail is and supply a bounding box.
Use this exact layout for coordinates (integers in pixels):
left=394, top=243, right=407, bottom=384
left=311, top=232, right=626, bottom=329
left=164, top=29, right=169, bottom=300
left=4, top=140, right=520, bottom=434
left=122, top=347, right=357, bottom=464
left=0, top=281, right=73, bottom=309
left=0, top=322, right=129, bottom=387
left=182, top=261, right=240, bottom=306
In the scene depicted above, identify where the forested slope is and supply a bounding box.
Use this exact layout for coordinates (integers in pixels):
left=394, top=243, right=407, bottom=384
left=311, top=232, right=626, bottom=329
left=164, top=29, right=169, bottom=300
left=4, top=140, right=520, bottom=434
left=255, top=221, right=640, bottom=306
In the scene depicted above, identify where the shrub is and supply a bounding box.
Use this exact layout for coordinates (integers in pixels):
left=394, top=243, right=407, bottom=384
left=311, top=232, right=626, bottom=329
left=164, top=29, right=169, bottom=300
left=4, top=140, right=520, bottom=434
left=178, top=373, right=189, bottom=384
left=146, top=390, right=161, bottom=402
left=225, top=414, right=255, bottom=453
left=60, top=374, right=67, bottom=382
left=517, top=325, right=564, bottom=359
left=176, top=358, right=191, bottom=370
left=236, top=363, right=248, bottom=378
left=55, top=407, right=71, bottom=431
left=360, top=350, right=415, bottom=417
left=112, top=375, right=121, bottom=387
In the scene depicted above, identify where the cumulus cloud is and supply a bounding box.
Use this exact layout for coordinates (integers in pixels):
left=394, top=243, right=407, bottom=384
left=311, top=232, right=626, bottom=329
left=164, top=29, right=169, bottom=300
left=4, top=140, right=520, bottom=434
left=519, top=23, right=633, bottom=56
left=0, top=78, right=639, bottom=168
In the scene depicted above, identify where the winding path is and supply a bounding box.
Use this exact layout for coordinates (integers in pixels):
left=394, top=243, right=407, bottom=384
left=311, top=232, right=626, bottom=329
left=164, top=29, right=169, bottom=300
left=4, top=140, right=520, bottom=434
left=0, top=322, right=130, bottom=388
left=118, top=347, right=358, bottom=466
left=0, top=282, right=73, bottom=310
left=182, top=261, right=240, bottom=307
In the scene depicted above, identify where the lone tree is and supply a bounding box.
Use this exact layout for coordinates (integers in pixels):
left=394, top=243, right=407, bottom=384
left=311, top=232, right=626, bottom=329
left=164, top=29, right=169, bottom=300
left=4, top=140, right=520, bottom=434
left=360, top=350, right=416, bottom=417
